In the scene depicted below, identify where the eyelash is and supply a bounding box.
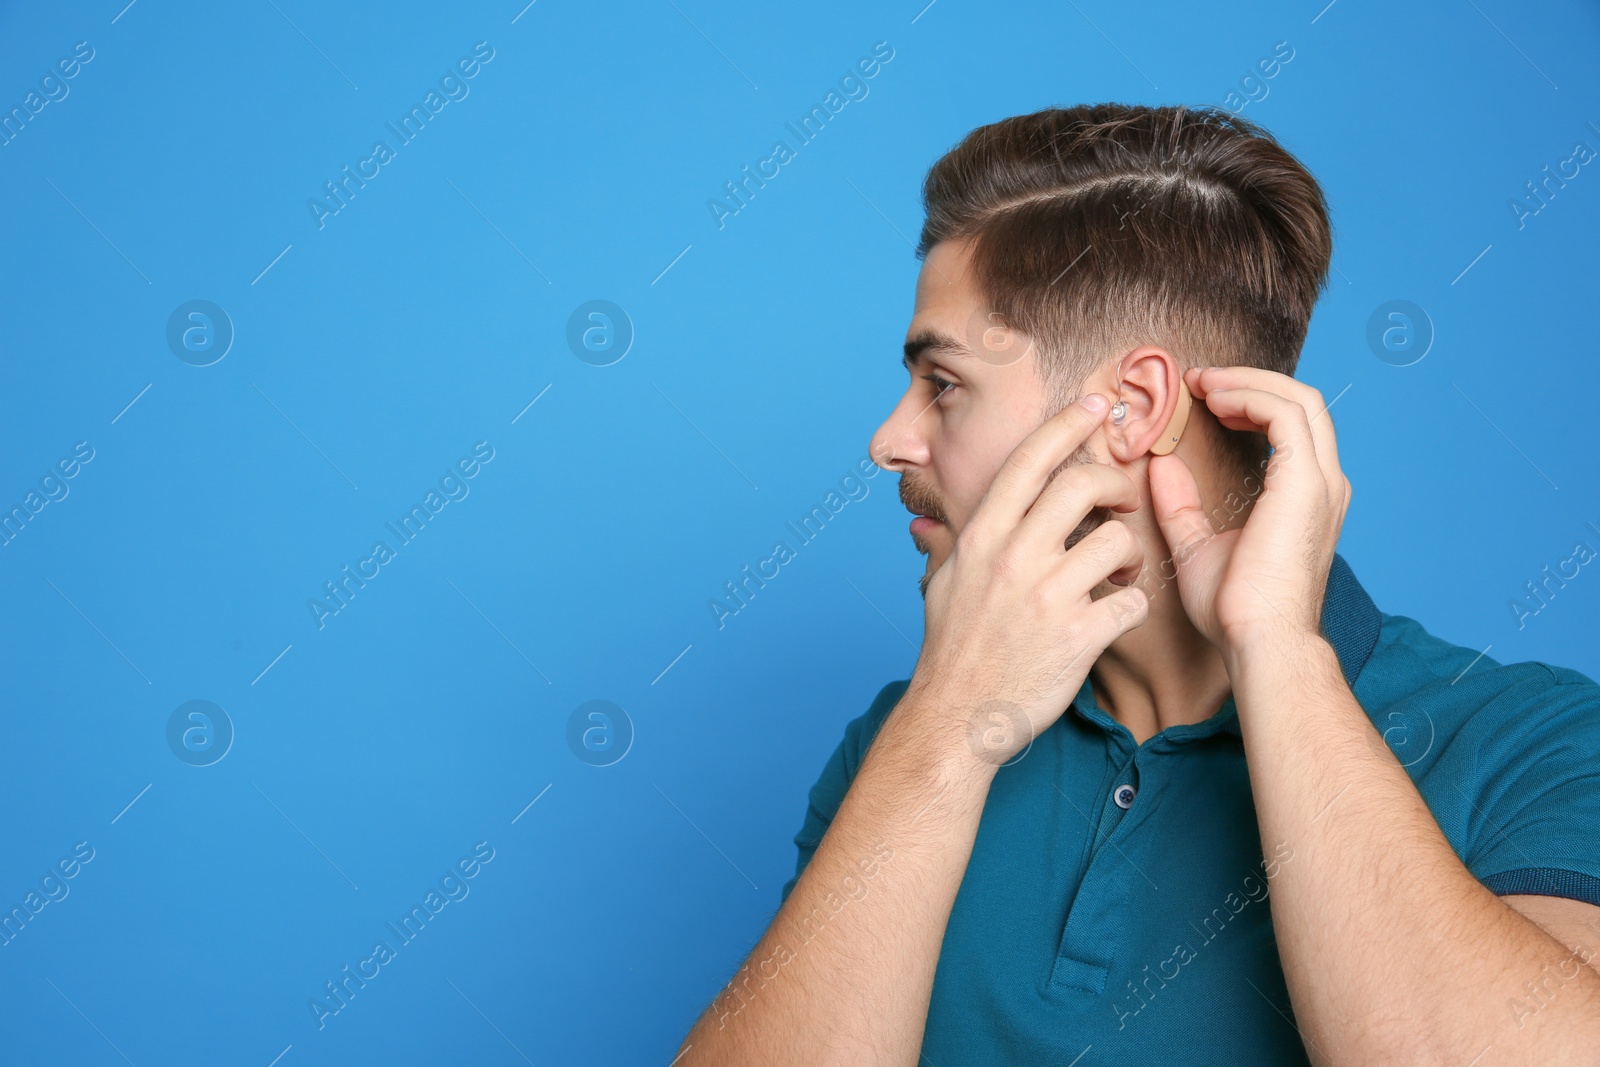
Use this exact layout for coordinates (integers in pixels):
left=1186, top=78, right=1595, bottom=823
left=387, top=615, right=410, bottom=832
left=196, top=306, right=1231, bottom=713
left=921, top=373, right=956, bottom=400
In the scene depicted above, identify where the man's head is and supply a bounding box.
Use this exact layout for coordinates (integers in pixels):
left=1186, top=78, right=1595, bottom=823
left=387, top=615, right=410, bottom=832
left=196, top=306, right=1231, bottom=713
left=869, top=104, right=1332, bottom=595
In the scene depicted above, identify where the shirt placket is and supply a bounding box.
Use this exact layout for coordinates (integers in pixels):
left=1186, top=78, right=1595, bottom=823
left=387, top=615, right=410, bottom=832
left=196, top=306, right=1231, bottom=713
left=1048, top=730, right=1148, bottom=994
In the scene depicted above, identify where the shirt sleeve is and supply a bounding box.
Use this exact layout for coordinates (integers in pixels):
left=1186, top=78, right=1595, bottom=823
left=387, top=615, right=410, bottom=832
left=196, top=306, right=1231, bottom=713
left=778, top=680, right=910, bottom=908
left=1460, top=664, right=1600, bottom=908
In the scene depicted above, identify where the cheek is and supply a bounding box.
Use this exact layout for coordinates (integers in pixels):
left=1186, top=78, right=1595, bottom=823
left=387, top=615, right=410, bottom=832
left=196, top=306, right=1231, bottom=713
left=938, top=441, right=1015, bottom=531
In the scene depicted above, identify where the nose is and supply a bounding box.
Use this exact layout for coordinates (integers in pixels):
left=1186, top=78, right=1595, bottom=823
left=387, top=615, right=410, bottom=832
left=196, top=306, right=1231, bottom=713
left=869, top=387, right=931, bottom=473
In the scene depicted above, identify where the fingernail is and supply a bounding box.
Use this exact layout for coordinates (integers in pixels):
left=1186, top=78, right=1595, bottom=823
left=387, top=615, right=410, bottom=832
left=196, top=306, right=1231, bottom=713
left=1080, top=393, right=1107, bottom=413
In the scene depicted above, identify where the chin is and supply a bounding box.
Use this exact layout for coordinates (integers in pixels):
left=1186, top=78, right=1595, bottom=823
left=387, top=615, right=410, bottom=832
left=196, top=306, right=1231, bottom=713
left=918, top=550, right=950, bottom=601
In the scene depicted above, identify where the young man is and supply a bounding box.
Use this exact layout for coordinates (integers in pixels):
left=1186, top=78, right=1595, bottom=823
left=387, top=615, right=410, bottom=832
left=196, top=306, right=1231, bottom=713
left=678, top=105, right=1600, bottom=1064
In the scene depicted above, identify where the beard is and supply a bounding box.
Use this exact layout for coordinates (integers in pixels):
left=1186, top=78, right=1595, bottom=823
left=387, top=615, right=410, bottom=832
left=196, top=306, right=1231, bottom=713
left=906, top=439, right=1111, bottom=601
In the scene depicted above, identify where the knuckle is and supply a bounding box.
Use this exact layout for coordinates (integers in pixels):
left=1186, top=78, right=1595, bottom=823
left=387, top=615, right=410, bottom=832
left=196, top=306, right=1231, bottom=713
left=990, top=543, right=1024, bottom=582
left=1104, top=518, right=1135, bottom=552
left=1069, top=536, right=1106, bottom=574
left=1095, top=520, right=1135, bottom=560
left=1008, top=441, right=1043, bottom=473
left=955, top=519, right=988, bottom=554
left=1099, top=465, right=1136, bottom=503
left=1111, top=589, right=1150, bottom=628
left=1049, top=463, right=1092, bottom=496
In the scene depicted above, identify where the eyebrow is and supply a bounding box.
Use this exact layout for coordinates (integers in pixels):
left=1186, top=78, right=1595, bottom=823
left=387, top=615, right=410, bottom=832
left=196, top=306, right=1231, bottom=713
left=901, top=329, right=969, bottom=371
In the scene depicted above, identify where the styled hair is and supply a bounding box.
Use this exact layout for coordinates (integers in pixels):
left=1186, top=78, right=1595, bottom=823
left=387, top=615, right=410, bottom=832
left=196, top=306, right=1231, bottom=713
left=916, top=103, right=1332, bottom=474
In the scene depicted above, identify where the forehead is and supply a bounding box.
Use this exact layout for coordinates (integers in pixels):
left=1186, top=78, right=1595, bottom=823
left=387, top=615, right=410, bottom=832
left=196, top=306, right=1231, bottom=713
left=912, top=238, right=983, bottom=321
left=902, top=238, right=1046, bottom=393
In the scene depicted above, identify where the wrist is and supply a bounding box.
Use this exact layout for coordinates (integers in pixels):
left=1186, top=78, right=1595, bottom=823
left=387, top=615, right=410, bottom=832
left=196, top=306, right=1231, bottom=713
left=1222, top=625, right=1336, bottom=686
left=881, top=683, right=1003, bottom=789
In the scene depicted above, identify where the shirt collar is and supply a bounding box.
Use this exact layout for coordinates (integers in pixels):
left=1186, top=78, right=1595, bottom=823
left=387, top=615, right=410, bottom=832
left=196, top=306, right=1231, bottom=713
left=1071, top=551, right=1383, bottom=741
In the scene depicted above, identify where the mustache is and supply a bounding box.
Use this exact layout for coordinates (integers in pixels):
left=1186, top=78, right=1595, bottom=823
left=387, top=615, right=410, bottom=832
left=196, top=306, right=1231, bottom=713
left=898, top=475, right=948, bottom=525
left=905, top=440, right=1111, bottom=594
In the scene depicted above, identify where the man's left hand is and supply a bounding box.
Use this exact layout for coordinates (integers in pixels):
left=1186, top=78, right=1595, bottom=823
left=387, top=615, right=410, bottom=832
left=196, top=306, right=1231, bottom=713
left=1146, top=365, right=1351, bottom=657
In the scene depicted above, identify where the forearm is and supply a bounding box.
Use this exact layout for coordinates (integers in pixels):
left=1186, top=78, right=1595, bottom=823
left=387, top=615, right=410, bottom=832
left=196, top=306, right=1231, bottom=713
left=1231, top=631, right=1600, bottom=1065
left=678, top=689, right=995, bottom=1067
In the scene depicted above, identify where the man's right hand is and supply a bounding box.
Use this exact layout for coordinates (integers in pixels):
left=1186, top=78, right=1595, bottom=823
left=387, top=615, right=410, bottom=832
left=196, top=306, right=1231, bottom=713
left=676, top=395, right=1144, bottom=1066
left=906, top=392, right=1150, bottom=768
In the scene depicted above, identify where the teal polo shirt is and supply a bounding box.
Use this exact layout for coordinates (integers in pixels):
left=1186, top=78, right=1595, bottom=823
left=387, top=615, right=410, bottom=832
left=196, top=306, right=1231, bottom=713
left=779, top=553, right=1600, bottom=1063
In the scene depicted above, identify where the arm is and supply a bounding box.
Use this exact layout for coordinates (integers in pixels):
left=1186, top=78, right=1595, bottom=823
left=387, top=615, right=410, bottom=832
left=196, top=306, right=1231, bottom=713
left=676, top=391, right=1151, bottom=1065
left=675, top=686, right=996, bottom=1065
left=1150, top=364, right=1600, bottom=1064
left=1232, top=629, right=1600, bottom=1065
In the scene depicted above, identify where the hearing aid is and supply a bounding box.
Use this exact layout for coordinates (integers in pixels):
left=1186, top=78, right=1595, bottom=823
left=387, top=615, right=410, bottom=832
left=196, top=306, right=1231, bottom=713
left=1147, top=378, right=1192, bottom=456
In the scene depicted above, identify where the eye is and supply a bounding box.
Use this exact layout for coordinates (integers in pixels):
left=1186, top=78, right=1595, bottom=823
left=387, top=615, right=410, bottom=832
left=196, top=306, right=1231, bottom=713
left=921, top=372, right=956, bottom=401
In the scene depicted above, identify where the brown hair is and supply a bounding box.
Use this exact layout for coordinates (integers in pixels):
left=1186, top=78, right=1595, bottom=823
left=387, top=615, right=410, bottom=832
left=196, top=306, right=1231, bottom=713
left=917, top=103, right=1332, bottom=475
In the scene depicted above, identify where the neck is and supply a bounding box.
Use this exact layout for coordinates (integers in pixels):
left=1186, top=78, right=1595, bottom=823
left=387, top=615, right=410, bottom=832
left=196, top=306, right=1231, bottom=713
left=1089, top=573, right=1233, bottom=746
left=1087, top=447, right=1241, bottom=745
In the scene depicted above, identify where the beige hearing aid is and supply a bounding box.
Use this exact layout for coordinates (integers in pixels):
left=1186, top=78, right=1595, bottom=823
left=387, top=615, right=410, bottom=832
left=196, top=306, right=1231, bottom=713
left=1147, top=377, right=1193, bottom=456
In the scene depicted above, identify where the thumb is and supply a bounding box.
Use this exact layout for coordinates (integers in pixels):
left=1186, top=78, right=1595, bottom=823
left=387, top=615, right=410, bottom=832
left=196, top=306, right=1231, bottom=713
left=1147, top=452, right=1213, bottom=567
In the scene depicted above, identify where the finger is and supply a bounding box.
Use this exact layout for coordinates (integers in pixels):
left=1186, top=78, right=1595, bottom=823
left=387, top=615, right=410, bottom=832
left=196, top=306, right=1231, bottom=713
left=1010, top=460, right=1141, bottom=561
left=1190, top=365, right=1342, bottom=481
left=1189, top=385, right=1325, bottom=503
left=1186, top=366, right=1344, bottom=491
left=967, top=394, right=1112, bottom=544
left=1188, top=365, right=1324, bottom=412
left=1147, top=451, right=1213, bottom=564
left=1055, top=515, right=1146, bottom=594
left=1088, top=585, right=1151, bottom=643
left=1040, top=583, right=1150, bottom=692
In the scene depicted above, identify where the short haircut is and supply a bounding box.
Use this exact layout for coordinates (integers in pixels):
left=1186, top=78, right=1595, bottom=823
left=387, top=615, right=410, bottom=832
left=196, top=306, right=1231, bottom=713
left=916, top=104, right=1333, bottom=476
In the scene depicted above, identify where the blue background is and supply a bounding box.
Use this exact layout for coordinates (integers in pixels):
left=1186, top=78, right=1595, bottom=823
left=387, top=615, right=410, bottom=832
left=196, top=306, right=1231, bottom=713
left=2, top=1, right=1597, bottom=1063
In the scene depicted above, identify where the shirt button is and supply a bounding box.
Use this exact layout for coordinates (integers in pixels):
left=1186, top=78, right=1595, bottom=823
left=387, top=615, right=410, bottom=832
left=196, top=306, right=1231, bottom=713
left=1113, top=784, right=1137, bottom=809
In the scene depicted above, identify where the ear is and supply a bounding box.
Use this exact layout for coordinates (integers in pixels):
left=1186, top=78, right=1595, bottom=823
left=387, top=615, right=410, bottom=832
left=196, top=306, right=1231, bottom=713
left=1106, top=346, right=1184, bottom=462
